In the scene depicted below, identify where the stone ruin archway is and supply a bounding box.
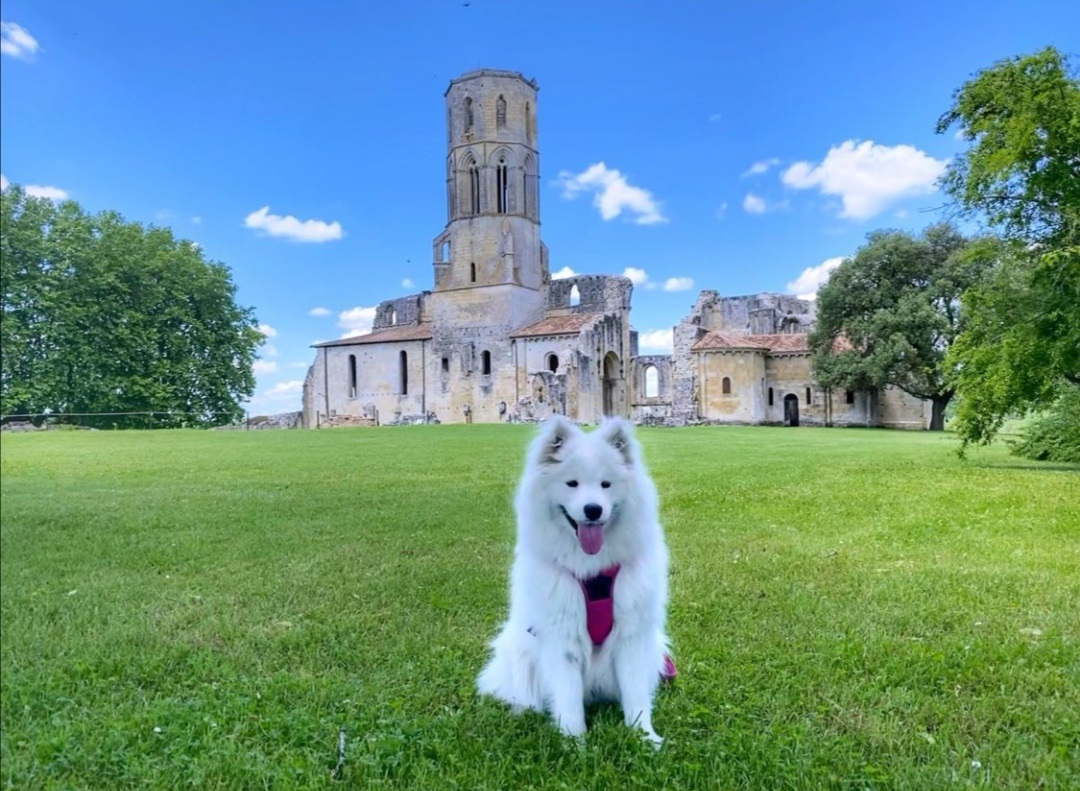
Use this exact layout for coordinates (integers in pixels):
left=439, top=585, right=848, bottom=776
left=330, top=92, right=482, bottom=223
left=602, top=351, right=623, bottom=417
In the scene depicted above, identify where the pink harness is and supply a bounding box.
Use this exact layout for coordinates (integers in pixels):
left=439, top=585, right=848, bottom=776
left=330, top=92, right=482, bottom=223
left=577, top=564, right=678, bottom=681
left=579, top=565, right=620, bottom=646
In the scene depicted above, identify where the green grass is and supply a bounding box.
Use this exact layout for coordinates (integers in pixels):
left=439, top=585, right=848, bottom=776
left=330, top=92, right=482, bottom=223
left=1, top=425, right=1078, bottom=790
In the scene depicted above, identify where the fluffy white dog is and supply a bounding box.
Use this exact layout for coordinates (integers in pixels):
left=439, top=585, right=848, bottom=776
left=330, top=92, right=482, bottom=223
left=478, top=416, right=673, bottom=746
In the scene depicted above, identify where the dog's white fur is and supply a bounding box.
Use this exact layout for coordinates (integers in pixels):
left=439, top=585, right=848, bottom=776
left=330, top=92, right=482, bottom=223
left=477, top=416, right=670, bottom=746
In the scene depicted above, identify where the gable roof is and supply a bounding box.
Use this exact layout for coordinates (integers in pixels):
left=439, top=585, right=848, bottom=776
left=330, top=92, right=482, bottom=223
left=313, top=324, right=433, bottom=347
left=691, top=332, right=810, bottom=353
left=510, top=313, right=602, bottom=339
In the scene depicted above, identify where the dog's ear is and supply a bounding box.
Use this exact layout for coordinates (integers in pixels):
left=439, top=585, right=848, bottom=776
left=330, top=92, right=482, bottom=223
left=597, top=417, right=637, bottom=467
left=535, top=415, right=578, bottom=466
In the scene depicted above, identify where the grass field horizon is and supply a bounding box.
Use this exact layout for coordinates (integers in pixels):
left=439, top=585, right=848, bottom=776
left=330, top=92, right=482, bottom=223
left=2, top=425, right=1077, bottom=789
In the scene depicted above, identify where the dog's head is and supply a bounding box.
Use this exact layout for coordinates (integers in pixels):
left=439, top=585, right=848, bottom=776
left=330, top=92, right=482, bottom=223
left=525, top=416, right=642, bottom=556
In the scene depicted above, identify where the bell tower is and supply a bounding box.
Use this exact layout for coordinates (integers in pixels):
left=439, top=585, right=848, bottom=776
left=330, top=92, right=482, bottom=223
left=432, top=70, right=547, bottom=291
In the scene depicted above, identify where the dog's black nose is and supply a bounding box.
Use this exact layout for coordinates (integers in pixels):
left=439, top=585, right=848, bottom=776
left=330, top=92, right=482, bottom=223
left=584, top=503, right=603, bottom=522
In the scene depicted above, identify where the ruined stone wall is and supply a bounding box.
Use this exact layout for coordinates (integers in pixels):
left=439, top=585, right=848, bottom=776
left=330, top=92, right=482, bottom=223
left=373, top=294, right=424, bottom=330
left=313, top=340, right=431, bottom=426
left=669, top=291, right=719, bottom=424
left=546, top=274, right=633, bottom=316
left=717, top=293, right=814, bottom=334
left=878, top=386, right=931, bottom=429
left=630, top=355, right=673, bottom=422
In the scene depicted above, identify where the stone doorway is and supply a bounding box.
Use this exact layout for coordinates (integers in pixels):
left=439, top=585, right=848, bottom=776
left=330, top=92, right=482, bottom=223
left=783, top=393, right=799, bottom=427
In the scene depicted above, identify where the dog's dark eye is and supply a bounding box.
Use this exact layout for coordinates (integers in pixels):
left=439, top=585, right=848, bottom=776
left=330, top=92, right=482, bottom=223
left=566, top=480, right=579, bottom=488
left=601, top=481, right=611, bottom=489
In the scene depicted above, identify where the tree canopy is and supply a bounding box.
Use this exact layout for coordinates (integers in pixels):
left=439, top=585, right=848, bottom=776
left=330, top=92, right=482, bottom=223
left=1, top=186, right=262, bottom=428
left=809, top=224, right=992, bottom=430
left=935, top=47, right=1080, bottom=449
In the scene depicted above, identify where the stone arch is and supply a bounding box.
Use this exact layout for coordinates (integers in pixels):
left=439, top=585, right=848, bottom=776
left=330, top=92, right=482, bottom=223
left=722, top=376, right=731, bottom=395
left=643, top=364, right=659, bottom=398
left=569, top=284, right=581, bottom=307
left=546, top=352, right=559, bottom=373
left=496, top=94, right=507, bottom=129
left=784, top=393, right=799, bottom=426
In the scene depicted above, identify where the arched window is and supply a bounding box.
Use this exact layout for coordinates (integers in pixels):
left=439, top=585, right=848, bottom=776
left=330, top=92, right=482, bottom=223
left=805, top=386, right=812, bottom=405
left=348, top=355, right=357, bottom=399
left=496, top=156, right=509, bottom=214
left=768, top=387, right=774, bottom=406
left=722, top=376, right=731, bottom=395
left=481, top=350, right=491, bottom=376
left=496, top=95, right=506, bottom=129
left=547, top=353, right=559, bottom=373
left=468, top=159, right=480, bottom=214
left=644, top=365, right=659, bottom=398
left=464, top=97, right=474, bottom=131
left=470, top=262, right=476, bottom=283
left=400, top=350, right=408, bottom=395
left=569, top=285, right=580, bottom=307
left=845, top=389, right=855, bottom=405
left=388, top=308, right=396, bottom=325
left=440, top=240, right=450, bottom=262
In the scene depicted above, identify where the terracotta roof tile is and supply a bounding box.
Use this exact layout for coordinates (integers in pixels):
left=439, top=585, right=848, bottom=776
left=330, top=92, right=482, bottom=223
left=510, top=313, right=601, bottom=338
left=314, top=324, right=433, bottom=347
left=692, top=332, right=810, bottom=353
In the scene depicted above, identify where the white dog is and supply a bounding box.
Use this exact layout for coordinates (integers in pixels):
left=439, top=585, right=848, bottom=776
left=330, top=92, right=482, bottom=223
left=478, top=416, right=674, bottom=746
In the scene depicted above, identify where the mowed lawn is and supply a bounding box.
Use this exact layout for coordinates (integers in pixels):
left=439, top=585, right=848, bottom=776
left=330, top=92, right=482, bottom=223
left=1, top=426, right=1077, bottom=791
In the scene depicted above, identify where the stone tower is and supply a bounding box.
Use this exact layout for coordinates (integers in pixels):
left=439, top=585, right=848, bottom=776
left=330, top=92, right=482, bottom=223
left=432, top=69, right=547, bottom=291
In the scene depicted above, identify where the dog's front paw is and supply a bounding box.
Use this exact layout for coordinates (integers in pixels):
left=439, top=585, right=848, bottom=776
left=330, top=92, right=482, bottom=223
left=643, top=730, right=664, bottom=750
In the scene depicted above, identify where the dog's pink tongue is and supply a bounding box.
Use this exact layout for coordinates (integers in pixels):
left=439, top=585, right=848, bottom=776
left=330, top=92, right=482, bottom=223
left=578, top=524, right=604, bottom=555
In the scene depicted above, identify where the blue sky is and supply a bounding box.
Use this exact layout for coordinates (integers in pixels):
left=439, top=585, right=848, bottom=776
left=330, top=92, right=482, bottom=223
left=2, top=1, right=1075, bottom=415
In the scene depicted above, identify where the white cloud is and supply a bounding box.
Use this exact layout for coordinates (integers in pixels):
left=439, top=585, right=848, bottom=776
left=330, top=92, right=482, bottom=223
left=308, top=306, right=331, bottom=317
left=623, top=267, right=649, bottom=286
left=154, top=209, right=175, bottom=223
left=190, top=216, right=203, bottom=225
left=264, top=380, right=304, bottom=398
left=261, top=344, right=278, bottom=358
left=253, top=360, right=278, bottom=374
left=743, top=158, right=781, bottom=177
left=257, top=323, right=278, bottom=338
left=1, top=22, right=39, bottom=61
left=715, top=202, right=728, bottom=220
left=289, top=361, right=310, bottom=369
left=556, top=162, right=667, bottom=225
left=781, top=140, right=948, bottom=219
left=2, top=174, right=69, bottom=200
left=638, top=329, right=674, bottom=354
left=551, top=266, right=577, bottom=280
left=401, top=278, right=414, bottom=289
left=787, top=256, right=845, bottom=300
left=338, top=305, right=377, bottom=338
left=663, top=277, right=694, bottom=292
left=244, top=205, right=344, bottom=243
left=743, top=194, right=767, bottom=214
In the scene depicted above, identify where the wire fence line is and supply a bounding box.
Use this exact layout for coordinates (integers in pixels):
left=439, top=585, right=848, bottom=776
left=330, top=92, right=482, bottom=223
left=0, top=410, right=299, bottom=430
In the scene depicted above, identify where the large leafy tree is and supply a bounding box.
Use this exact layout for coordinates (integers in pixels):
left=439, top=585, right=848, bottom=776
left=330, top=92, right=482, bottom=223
left=935, top=46, right=1080, bottom=449
left=809, top=224, right=992, bottom=431
left=1, top=186, right=262, bottom=428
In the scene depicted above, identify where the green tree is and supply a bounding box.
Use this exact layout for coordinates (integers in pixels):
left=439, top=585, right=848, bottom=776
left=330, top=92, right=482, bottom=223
left=935, top=46, right=1080, bottom=450
left=809, top=224, right=992, bottom=431
left=1, top=186, right=262, bottom=428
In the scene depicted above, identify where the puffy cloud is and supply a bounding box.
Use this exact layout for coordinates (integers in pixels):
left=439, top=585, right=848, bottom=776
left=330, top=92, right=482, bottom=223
left=401, top=278, right=414, bottom=288
left=623, top=267, right=649, bottom=286
left=743, top=194, right=767, bottom=214
left=638, top=329, right=673, bottom=353
left=781, top=140, right=948, bottom=219
left=556, top=162, right=667, bottom=225
left=257, top=323, right=278, bottom=338
left=308, top=307, right=331, bottom=317
left=244, top=205, right=343, bottom=242
left=1, top=173, right=69, bottom=200
left=253, top=360, right=278, bottom=374
left=743, top=158, right=781, bottom=177
left=264, top=380, right=303, bottom=398
left=663, top=277, right=694, bottom=292
left=786, top=256, right=845, bottom=300
left=551, top=266, right=577, bottom=280
left=338, top=306, right=377, bottom=338
left=1, top=21, right=39, bottom=61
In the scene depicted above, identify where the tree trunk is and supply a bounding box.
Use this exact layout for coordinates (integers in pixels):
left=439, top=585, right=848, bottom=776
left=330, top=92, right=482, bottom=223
left=929, top=395, right=949, bottom=431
